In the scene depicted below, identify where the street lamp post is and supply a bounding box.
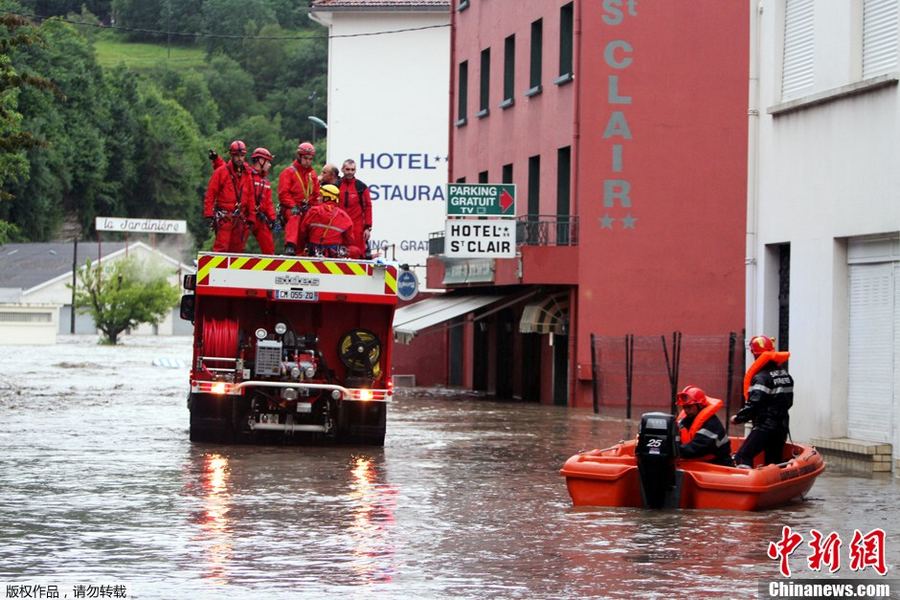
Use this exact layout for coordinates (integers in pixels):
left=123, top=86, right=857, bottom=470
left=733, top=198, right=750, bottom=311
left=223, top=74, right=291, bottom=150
left=308, top=116, right=327, bottom=145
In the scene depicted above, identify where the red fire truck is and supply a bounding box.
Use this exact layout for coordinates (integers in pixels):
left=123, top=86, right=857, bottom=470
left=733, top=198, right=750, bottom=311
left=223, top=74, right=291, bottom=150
left=179, top=252, right=399, bottom=445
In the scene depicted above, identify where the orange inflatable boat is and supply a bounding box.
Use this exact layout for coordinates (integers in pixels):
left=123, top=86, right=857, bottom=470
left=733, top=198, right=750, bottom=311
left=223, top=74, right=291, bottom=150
left=560, top=413, right=825, bottom=511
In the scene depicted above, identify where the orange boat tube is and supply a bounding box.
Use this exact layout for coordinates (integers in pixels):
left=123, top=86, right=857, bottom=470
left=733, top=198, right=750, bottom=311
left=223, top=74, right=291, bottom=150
left=561, top=438, right=825, bottom=511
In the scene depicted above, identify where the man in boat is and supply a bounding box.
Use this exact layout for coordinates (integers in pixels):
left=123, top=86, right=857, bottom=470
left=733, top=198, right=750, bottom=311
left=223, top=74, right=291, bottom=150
left=675, top=385, right=733, bottom=466
left=731, top=335, right=794, bottom=467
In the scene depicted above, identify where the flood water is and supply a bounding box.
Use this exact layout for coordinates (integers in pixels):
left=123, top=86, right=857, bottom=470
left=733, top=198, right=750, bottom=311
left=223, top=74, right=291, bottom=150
left=0, top=336, right=897, bottom=599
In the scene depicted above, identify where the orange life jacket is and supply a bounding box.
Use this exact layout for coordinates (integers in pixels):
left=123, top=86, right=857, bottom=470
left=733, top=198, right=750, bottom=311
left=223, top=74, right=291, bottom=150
left=677, top=397, right=724, bottom=444
left=742, top=351, right=790, bottom=400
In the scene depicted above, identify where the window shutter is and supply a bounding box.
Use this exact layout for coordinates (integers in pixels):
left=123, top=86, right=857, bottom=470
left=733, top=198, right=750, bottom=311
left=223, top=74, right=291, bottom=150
left=782, top=0, right=815, bottom=100
left=863, top=0, right=899, bottom=78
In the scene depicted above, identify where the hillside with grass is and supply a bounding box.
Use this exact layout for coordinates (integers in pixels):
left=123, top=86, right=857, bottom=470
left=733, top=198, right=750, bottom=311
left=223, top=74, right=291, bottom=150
left=0, top=0, right=328, bottom=251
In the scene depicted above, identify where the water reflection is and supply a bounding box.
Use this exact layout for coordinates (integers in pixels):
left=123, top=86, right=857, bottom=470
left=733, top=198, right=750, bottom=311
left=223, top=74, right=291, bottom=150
left=191, top=453, right=233, bottom=584
left=347, top=454, right=397, bottom=584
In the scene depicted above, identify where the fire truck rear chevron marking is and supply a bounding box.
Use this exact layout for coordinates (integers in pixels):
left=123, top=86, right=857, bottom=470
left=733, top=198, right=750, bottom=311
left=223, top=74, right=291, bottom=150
left=197, top=254, right=227, bottom=285
left=299, top=259, right=320, bottom=274
left=253, top=258, right=274, bottom=271
left=384, top=266, right=398, bottom=294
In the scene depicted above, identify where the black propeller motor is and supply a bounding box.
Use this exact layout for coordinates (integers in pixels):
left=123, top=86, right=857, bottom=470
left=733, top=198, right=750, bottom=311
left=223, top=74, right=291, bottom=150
left=635, top=412, right=681, bottom=509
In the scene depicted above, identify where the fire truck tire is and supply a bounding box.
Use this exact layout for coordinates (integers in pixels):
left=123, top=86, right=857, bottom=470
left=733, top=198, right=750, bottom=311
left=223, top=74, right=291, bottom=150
left=338, top=402, right=386, bottom=446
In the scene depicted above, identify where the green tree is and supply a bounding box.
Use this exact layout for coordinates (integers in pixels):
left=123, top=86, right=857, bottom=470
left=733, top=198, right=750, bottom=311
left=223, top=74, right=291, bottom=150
left=203, top=52, right=257, bottom=126
left=201, top=0, right=274, bottom=58
left=129, top=81, right=205, bottom=219
left=153, top=68, right=220, bottom=136
left=4, top=17, right=109, bottom=239
left=73, top=255, right=181, bottom=344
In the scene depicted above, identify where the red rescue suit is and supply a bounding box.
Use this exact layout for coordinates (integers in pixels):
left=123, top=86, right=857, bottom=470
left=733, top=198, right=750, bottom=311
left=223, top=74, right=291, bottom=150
left=204, top=161, right=253, bottom=252
left=338, top=177, right=372, bottom=254
left=213, top=156, right=276, bottom=254
left=278, top=160, right=320, bottom=249
left=294, top=202, right=361, bottom=258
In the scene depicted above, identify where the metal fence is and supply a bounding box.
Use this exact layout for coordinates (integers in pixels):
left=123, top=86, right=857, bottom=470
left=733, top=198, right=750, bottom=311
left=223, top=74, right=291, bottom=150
left=590, top=331, right=745, bottom=421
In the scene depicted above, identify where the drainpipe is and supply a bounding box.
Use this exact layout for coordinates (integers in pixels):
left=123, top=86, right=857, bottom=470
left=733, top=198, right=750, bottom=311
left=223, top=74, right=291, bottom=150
left=569, top=0, right=582, bottom=408
left=745, top=0, right=762, bottom=350
left=447, top=5, right=457, bottom=184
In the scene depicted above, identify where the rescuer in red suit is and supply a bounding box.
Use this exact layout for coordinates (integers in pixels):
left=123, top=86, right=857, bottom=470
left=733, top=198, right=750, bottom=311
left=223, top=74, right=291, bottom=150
left=204, top=140, right=253, bottom=252
left=338, top=159, right=373, bottom=257
left=285, top=184, right=360, bottom=258
left=278, top=141, right=320, bottom=249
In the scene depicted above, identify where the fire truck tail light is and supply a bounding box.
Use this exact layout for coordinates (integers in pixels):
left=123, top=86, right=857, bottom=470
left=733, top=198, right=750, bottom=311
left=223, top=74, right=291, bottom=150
left=211, top=382, right=227, bottom=395
left=359, top=389, right=373, bottom=401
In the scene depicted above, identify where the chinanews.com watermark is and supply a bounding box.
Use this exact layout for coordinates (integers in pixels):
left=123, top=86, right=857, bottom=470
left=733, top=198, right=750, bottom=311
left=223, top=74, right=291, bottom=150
left=759, top=579, right=899, bottom=599
left=759, top=527, right=897, bottom=599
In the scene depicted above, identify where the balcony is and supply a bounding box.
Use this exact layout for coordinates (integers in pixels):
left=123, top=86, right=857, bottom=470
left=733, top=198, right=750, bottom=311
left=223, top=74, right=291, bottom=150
left=426, top=215, right=579, bottom=288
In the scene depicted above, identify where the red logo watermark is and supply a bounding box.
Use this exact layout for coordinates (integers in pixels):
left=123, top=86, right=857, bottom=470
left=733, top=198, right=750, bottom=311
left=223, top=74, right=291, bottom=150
left=768, top=527, right=887, bottom=577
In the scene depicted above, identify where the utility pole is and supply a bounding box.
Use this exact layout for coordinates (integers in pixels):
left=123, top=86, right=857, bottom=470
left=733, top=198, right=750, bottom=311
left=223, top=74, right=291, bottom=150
left=70, top=237, right=78, bottom=334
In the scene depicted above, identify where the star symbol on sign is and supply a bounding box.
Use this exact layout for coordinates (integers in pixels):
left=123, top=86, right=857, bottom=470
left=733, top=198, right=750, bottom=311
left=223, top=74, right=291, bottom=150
left=622, top=213, right=637, bottom=229
left=433, top=155, right=442, bottom=162
left=600, top=214, right=615, bottom=229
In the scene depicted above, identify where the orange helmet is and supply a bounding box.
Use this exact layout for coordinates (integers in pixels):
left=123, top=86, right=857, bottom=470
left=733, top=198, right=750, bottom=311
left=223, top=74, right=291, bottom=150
left=297, top=142, right=315, bottom=157
left=749, top=335, right=775, bottom=357
left=229, top=140, right=247, bottom=155
left=676, top=385, right=707, bottom=408
left=251, top=147, right=274, bottom=161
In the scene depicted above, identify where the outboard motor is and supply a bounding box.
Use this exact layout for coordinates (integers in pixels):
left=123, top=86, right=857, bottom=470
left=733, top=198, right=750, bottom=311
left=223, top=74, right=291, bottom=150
left=635, top=412, right=681, bottom=508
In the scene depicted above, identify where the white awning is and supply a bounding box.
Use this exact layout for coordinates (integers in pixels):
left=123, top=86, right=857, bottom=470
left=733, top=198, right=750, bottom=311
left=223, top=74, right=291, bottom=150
left=393, top=295, right=505, bottom=344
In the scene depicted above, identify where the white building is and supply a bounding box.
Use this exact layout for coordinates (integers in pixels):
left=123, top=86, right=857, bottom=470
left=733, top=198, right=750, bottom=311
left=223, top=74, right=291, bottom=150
left=0, top=242, right=194, bottom=337
left=310, top=0, right=450, bottom=286
left=751, top=0, right=900, bottom=471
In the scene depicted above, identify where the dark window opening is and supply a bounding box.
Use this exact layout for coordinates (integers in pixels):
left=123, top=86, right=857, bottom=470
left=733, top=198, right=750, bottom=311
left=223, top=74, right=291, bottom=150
left=778, top=244, right=790, bottom=350
left=502, top=163, right=513, bottom=184
left=558, top=3, right=573, bottom=79
left=556, top=146, right=571, bottom=245
left=528, top=19, right=543, bottom=93
left=502, top=34, right=515, bottom=106
left=456, top=60, right=468, bottom=125
left=479, top=48, right=491, bottom=116
left=478, top=170, right=489, bottom=183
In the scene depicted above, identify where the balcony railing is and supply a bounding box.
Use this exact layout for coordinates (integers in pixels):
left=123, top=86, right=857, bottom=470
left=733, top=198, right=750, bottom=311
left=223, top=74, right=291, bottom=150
left=429, top=215, right=579, bottom=256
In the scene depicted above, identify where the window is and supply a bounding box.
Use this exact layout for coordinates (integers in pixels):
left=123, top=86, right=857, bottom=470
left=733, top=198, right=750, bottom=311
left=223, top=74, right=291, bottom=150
left=502, top=35, right=515, bottom=108
left=556, top=2, right=574, bottom=84
left=527, top=19, right=543, bottom=95
left=456, top=60, right=468, bottom=125
left=556, top=146, right=571, bottom=245
left=863, top=0, right=898, bottom=78
left=527, top=155, right=540, bottom=218
left=524, top=155, right=540, bottom=244
left=457, top=0, right=469, bottom=11
left=456, top=176, right=466, bottom=183
left=781, top=0, right=814, bottom=100
left=478, top=48, right=491, bottom=117
left=502, top=163, right=513, bottom=184
left=478, top=170, right=489, bottom=183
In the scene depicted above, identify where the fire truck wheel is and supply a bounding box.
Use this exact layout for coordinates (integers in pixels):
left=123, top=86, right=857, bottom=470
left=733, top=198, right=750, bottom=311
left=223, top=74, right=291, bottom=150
left=338, top=402, right=386, bottom=446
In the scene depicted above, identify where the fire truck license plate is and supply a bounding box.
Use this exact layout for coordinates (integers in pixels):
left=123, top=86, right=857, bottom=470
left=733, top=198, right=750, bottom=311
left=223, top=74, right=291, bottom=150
left=276, top=290, right=319, bottom=302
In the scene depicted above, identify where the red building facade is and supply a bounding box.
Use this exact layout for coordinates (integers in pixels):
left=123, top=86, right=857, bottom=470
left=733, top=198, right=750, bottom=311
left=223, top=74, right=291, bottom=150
left=418, top=0, right=748, bottom=408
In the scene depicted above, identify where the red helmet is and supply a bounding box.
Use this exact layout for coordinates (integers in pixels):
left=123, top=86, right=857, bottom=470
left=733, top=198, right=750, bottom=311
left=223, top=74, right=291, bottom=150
left=297, top=142, right=315, bottom=157
left=676, top=385, right=707, bottom=408
left=251, top=147, right=274, bottom=161
left=229, top=140, right=247, bottom=155
left=749, top=335, right=775, bottom=357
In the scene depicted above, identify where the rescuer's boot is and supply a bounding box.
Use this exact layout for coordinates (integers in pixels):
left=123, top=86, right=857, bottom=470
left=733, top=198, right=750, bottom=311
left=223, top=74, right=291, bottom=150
left=284, top=243, right=296, bottom=256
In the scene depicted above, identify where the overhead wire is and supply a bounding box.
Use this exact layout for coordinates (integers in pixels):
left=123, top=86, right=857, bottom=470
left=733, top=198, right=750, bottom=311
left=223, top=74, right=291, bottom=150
left=5, top=9, right=450, bottom=40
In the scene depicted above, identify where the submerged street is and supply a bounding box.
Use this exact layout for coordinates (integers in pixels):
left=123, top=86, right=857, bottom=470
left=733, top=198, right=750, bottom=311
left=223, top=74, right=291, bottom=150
left=0, top=336, right=897, bottom=599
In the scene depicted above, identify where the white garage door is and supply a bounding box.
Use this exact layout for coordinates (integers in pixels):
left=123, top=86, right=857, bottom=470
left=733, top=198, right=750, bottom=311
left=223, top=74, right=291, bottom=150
left=847, top=262, right=895, bottom=443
